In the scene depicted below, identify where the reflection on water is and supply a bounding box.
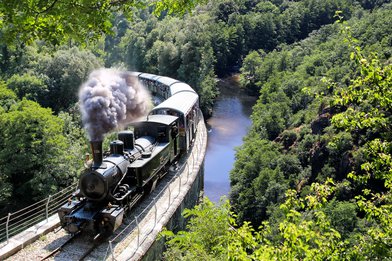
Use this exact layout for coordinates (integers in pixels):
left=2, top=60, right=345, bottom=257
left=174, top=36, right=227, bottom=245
left=204, top=76, right=256, bottom=202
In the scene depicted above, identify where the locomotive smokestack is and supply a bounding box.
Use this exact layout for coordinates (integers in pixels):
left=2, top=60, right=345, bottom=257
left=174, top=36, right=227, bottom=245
left=90, top=140, right=103, bottom=168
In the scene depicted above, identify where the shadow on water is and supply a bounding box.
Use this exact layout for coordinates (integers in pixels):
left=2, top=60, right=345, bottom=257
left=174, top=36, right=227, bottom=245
left=204, top=75, right=257, bottom=203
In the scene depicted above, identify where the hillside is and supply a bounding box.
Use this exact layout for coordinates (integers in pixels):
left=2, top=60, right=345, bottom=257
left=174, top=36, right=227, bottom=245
left=164, top=2, right=392, bottom=260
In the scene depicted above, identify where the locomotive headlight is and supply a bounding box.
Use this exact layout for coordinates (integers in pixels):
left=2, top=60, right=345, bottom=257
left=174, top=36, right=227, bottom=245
left=80, top=172, right=106, bottom=200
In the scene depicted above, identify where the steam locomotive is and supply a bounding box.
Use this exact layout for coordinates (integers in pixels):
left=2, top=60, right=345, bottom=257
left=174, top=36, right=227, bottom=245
left=58, top=73, right=199, bottom=237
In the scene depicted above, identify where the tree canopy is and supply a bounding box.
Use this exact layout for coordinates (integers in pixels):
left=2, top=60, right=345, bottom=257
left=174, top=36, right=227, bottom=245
left=164, top=42, right=392, bottom=260
left=163, top=2, right=392, bottom=260
left=231, top=3, right=392, bottom=228
left=0, top=98, right=83, bottom=212
left=0, top=0, right=205, bottom=45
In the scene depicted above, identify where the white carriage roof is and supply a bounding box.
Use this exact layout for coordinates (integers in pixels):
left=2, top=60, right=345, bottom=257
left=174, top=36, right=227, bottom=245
left=156, top=76, right=180, bottom=86
left=132, top=114, right=178, bottom=126
left=139, top=73, right=161, bottom=80
left=150, top=91, right=198, bottom=115
left=170, top=82, right=195, bottom=95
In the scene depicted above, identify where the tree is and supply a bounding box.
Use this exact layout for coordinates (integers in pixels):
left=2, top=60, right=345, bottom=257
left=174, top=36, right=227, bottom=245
left=330, top=30, right=392, bottom=256
left=240, top=50, right=264, bottom=92
left=230, top=137, right=285, bottom=226
left=6, top=72, right=48, bottom=104
left=0, top=99, right=80, bottom=212
left=0, top=81, right=17, bottom=111
left=252, top=88, right=292, bottom=140
left=162, top=198, right=233, bottom=260
left=0, top=0, right=205, bottom=45
left=41, top=47, right=102, bottom=112
left=164, top=180, right=389, bottom=259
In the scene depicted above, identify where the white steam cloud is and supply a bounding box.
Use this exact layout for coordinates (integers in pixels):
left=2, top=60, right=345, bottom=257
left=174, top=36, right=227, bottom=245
left=79, top=68, right=151, bottom=141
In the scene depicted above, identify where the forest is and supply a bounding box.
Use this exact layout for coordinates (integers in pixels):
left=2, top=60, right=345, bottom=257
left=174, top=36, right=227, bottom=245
left=0, top=0, right=391, bottom=259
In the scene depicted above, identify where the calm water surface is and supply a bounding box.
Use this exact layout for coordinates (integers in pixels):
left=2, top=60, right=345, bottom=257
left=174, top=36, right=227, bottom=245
left=204, top=76, right=256, bottom=202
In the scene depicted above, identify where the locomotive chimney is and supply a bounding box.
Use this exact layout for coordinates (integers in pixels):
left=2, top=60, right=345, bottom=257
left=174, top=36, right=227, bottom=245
left=90, top=140, right=103, bottom=168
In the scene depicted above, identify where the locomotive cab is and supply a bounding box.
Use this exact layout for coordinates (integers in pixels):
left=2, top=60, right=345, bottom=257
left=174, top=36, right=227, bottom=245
left=132, top=114, right=180, bottom=161
left=129, top=114, right=180, bottom=189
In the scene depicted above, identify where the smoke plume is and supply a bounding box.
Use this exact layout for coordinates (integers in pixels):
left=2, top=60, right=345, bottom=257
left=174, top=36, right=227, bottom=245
left=79, top=68, right=151, bottom=141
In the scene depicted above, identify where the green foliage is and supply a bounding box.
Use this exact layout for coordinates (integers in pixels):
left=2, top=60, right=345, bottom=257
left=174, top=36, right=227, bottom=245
left=152, top=0, right=207, bottom=16
left=3, top=46, right=102, bottom=112
left=104, top=0, right=390, bottom=113
left=0, top=99, right=81, bottom=212
left=240, top=50, right=264, bottom=93
left=226, top=4, right=392, bottom=260
left=164, top=181, right=390, bottom=259
left=324, top=199, right=358, bottom=238
left=252, top=87, right=292, bottom=140
left=232, top=2, right=392, bottom=227
left=332, top=56, right=391, bottom=138
left=230, top=137, right=285, bottom=226
left=0, top=82, right=17, bottom=110
left=119, top=11, right=218, bottom=113
left=162, top=198, right=233, bottom=260
left=164, top=182, right=364, bottom=260
left=328, top=26, right=392, bottom=256
left=0, top=0, right=204, bottom=45
left=41, top=47, right=102, bottom=112
left=253, top=182, right=345, bottom=261
left=6, top=72, right=48, bottom=104
left=354, top=192, right=392, bottom=258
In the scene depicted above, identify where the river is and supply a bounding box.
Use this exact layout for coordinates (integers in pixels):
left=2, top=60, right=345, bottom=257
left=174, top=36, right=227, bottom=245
left=204, top=75, right=257, bottom=203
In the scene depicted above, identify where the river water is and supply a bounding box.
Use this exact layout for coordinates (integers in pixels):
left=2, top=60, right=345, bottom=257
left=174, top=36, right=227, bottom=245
left=204, top=75, right=257, bottom=203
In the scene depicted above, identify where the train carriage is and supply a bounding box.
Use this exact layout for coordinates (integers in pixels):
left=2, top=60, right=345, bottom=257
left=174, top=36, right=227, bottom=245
left=138, top=73, right=161, bottom=95
left=149, top=91, right=199, bottom=152
left=169, top=82, right=195, bottom=96
left=154, top=76, right=179, bottom=99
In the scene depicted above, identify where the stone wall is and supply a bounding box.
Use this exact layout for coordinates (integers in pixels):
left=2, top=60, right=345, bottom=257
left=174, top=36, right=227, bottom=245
left=142, top=164, right=204, bottom=261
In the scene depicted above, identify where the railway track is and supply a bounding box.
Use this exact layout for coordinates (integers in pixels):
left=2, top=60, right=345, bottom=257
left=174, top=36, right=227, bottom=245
left=39, top=232, right=102, bottom=261
left=40, top=232, right=79, bottom=260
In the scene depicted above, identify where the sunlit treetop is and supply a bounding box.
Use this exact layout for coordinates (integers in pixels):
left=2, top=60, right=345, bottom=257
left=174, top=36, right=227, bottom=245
left=0, top=0, right=204, bottom=45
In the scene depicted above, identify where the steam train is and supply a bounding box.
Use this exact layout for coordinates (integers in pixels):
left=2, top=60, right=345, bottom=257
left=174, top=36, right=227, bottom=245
left=58, top=73, right=199, bottom=237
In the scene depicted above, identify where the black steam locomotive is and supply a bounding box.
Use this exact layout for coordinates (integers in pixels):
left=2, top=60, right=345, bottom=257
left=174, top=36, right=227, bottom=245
left=58, top=73, right=199, bottom=237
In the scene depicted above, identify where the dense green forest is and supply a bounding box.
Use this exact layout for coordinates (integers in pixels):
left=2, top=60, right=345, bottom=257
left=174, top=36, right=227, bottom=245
left=163, top=1, right=392, bottom=260
left=0, top=0, right=391, bottom=259
left=231, top=2, right=392, bottom=227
